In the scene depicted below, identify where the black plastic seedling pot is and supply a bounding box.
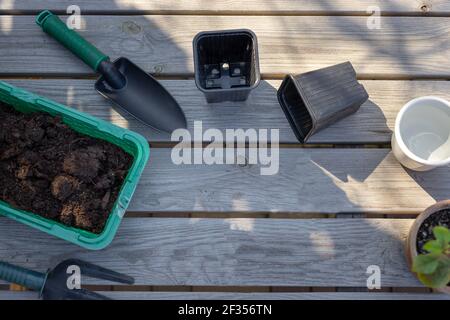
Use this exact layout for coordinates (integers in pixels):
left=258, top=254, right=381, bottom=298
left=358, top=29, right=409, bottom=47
left=277, top=62, right=369, bottom=143
left=193, top=29, right=260, bottom=103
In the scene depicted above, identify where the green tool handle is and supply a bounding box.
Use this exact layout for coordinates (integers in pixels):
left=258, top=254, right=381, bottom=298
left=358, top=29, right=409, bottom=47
left=0, top=261, right=46, bottom=291
left=36, top=10, right=109, bottom=71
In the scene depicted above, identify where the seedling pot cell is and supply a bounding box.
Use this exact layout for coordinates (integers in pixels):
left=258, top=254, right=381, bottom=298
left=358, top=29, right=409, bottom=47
left=193, top=29, right=260, bottom=103
left=277, top=62, right=369, bottom=143
left=0, top=81, right=150, bottom=250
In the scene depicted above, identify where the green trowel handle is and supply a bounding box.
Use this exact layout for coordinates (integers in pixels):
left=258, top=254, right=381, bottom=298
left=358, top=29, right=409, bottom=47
left=0, top=261, right=46, bottom=291
left=36, top=10, right=109, bottom=71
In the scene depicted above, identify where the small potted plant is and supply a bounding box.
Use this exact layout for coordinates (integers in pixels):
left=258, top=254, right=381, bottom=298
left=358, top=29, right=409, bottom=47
left=406, top=200, right=450, bottom=293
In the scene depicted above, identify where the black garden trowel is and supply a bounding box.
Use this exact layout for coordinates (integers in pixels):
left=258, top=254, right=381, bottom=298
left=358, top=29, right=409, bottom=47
left=0, top=259, right=134, bottom=300
left=36, top=10, right=187, bottom=133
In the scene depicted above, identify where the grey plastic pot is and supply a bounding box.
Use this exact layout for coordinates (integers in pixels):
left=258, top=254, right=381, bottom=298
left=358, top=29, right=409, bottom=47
left=277, top=62, right=369, bottom=143
left=193, top=29, right=260, bottom=103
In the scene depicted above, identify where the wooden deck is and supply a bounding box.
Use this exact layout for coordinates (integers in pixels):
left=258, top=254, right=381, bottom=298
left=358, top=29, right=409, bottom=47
left=0, top=1, right=450, bottom=300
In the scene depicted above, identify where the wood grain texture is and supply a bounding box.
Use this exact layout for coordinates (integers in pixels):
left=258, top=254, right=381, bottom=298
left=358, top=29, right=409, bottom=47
left=1, top=291, right=449, bottom=300
left=0, top=0, right=443, bottom=14
left=0, top=218, right=421, bottom=287
left=1, top=16, right=450, bottom=77
left=129, top=148, right=448, bottom=214
left=6, top=79, right=450, bottom=144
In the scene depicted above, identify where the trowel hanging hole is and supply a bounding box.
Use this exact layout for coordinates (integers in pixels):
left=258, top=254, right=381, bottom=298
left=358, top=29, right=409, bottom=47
left=36, top=10, right=52, bottom=26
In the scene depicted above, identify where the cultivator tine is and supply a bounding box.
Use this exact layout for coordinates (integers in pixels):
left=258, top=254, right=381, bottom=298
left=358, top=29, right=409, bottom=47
left=64, top=259, right=134, bottom=284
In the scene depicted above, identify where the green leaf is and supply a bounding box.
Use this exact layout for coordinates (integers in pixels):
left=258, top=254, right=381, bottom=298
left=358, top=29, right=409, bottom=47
left=442, top=256, right=450, bottom=268
left=418, top=273, right=435, bottom=288
left=423, top=240, right=444, bottom=254
left=433, top=226, right=450, bottom=247
left=412, top=254, right=440, bottom=274
left=418, top=264, right=450, bottom=289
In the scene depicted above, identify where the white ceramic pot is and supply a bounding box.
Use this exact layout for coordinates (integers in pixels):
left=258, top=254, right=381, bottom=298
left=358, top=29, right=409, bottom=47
left=392, top=96, right=450, bottom=171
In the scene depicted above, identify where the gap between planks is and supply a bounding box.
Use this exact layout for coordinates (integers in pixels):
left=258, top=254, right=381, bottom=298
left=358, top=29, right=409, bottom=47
left=123, top=212, right=419, bottom=219
left=2, top=291, right=448, bottom=301
left=0, top=10, right=444, bottom=18
left=0, top=0, right=440, bottom=16
left=148, top=142, right=391, bottom=149
left=2, top=74, right=450, bottom=82
left=1, top=285, right=432, bottom=294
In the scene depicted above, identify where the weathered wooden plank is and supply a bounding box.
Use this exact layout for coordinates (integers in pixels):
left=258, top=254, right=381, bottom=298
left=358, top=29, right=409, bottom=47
left=1, top=291, right=449, bottom=300
left=130, top=148, right=448, bottom=214
left=1, top=16, right=450, bottom=77
left=0, top=146, right=445, bottom=213
left=0, top=0, right=442, bottom=15
left=6, top=79, right=450, bottom=144
left=0, top=218, right=421, bottom=287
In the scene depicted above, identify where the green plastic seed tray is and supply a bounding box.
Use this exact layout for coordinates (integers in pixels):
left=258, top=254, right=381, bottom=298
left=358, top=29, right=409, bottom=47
left=0, top=81, right=150, bottom=250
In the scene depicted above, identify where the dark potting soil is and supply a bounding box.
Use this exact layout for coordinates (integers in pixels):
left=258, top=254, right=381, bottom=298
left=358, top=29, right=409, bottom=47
left=0, top=101, right=132, bottom=234
left=417, top=209, right=450, bottom=255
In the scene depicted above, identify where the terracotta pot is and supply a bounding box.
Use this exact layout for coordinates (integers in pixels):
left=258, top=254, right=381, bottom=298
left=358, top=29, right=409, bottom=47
left=406, top=200, right=450, bottom=294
